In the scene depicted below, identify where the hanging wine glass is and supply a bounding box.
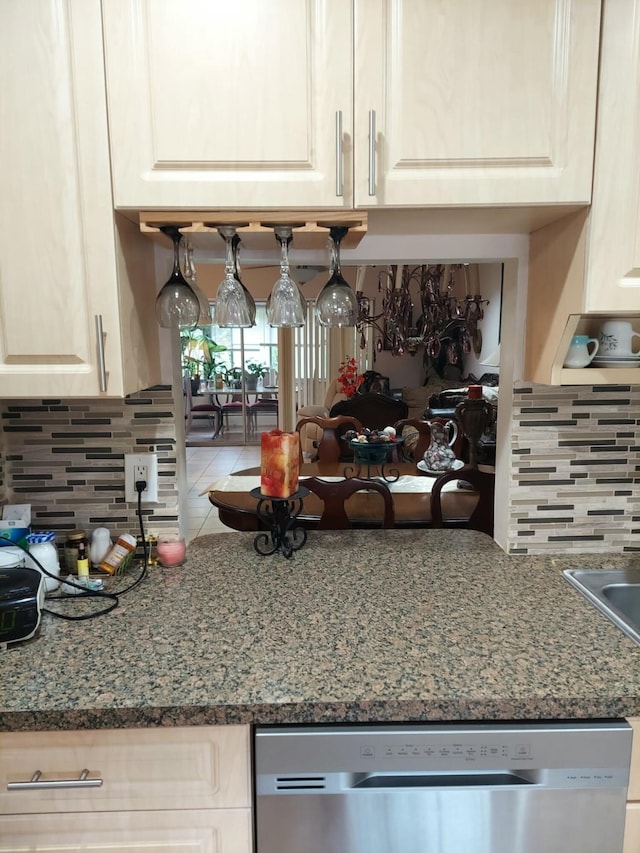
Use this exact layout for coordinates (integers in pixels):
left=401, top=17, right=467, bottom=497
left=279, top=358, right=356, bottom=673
left=155, top=226, right=200, bottom=329
left=182, top=241, right=212, bottom=326
left=231, top=234, right=256, bottom=326
left=213, top=226, right=253, bottom=328
left=267, top=225, right=305, bottom=328
left=315, top=226, right=357, bottom=327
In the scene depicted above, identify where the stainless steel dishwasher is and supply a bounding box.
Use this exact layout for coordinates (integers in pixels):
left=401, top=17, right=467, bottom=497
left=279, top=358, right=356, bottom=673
left=255, top=721, right=632, bottom=853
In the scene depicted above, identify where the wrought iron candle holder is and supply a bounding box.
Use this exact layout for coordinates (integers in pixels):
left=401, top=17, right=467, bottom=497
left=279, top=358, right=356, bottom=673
left=250, top=487, right=309, bottom=559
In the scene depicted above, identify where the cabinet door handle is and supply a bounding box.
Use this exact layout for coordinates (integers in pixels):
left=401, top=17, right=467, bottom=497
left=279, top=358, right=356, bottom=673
left=368, top=109, right=377, bottom=196
left=95, top=314, right=107, bottom=392
left=7, top=769, right=103, bottom=790
left=335, top=110, right=343, bottom=197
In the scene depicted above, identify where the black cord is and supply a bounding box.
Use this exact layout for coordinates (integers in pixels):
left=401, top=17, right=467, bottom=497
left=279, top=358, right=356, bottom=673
left=0, top=486, right=150, bottom=621
left=0, top=539, right=119, bottom=620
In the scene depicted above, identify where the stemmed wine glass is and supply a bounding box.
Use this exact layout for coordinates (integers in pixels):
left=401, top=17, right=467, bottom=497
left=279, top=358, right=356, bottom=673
left=231, top=234, right=256, bottom=326
left=315, top=226, right=357, bottom=327
left=155, top=226, right=201, bottom=329
left=214, top=226, right=253, bottom=328
left=182, top=240, right=212, bottom=326
left=267, top=226, right=305, bottom=327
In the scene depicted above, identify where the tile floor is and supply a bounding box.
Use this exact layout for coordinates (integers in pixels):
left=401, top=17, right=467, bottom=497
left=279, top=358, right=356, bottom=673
left=185, top=443, right=261, bottom=542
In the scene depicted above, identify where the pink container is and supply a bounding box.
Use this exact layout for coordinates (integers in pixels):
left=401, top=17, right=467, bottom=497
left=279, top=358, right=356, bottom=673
left=156, top=536, right=186, bottom=567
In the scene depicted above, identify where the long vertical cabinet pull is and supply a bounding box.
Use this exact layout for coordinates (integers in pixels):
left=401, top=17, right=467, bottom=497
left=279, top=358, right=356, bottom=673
left=95, top=314, right=107, bottom=392
left=335, top=110, right=344, bottom=197
left=368, top=110, right=377, bottom=196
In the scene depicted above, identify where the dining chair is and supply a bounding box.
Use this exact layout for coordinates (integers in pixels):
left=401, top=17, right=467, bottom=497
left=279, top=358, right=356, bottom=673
left=184, top=373, right=222, bottom=438
left=430, top=465, right=495, bottom=537
left=248, top=394, right=279, bottom=435
left=295, top=415, right=363, bottom=463
left=220, top=394, right=245, bottom=435
left=300, top=476, right=395, bottom=529
left=329, top=391, right=408, bottom=431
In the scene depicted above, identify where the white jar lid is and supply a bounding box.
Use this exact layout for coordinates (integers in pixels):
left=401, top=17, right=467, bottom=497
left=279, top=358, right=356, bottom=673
left=0, top=545, right=25, bottom=568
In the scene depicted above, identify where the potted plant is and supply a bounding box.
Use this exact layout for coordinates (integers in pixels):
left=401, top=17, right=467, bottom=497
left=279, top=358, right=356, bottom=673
left=180, top=330, right=227, bottom=393
left=227, top=366, right=244, bottom=389
left=244, top=360, right=268, bottom=391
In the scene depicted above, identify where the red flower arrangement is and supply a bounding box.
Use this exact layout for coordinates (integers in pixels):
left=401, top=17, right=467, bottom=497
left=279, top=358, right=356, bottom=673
left=336, top=357, right=364, bottom=399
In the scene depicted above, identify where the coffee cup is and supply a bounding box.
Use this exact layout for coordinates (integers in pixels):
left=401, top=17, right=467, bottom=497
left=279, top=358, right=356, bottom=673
left=599, top=320, right=640, bottom=357
left=563, top=335, right=599, bottom=368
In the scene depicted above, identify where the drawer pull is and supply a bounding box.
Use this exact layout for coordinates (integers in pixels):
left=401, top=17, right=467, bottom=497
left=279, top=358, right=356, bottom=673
left=8, top=769, right=103, bottom=790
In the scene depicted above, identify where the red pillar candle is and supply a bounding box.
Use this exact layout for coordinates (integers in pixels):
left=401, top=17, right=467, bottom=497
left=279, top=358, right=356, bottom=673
left=261, top=430, right=300, bottom=498
left=467, top=384, right=483, bottom=399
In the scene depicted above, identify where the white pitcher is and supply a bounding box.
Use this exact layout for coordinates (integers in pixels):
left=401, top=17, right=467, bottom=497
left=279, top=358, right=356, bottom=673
left=563, top=335, right=599, bottom=368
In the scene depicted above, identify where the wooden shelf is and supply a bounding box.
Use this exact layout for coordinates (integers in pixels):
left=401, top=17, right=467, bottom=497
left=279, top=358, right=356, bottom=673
left=549, top=314, right=640, bottom=385
left=558, top=367, right=640, bottom=385
left=136, top=210, right=368, bottom=252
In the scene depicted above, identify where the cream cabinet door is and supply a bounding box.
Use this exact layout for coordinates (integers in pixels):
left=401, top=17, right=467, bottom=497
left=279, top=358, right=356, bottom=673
left=0, top=726, right=250, bottom=815
left=354, top=0, right=601, bottom=207
left=102, top=0, right=352, bottom=210
left=0, top=0, right=160, bottom=398
left=584, top=0, right=640, bottom=312
left=625, top=803, right=640, bottom=853
left=0, top=809, right=252, bottom=853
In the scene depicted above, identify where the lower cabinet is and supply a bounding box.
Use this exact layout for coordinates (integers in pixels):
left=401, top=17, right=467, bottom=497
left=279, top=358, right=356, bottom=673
left=0, top=809, right=251, bottom=853
left=0, top=725, right=252, bottom=852
left=625, top=718, right=640, bottom=852
left=625, top=803, right=640, bottom=853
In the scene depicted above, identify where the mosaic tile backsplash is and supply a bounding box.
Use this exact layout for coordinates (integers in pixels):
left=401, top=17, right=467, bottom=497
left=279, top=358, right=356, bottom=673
left=509, top=383, right=640, bottom=554
left=1, top=388, right=179, bottom=542
left=1, top=383, right=638, bottom=556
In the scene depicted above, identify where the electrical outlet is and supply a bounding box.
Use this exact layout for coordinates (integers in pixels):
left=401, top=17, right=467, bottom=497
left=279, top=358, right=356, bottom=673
left=124, top=453, right=158, bottom=503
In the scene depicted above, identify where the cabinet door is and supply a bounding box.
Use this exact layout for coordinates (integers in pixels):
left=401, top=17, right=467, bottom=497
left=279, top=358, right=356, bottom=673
left=625, top=803, right=640, bottom=853
left=0, top=726, right=250, bottom=814
left=585, top=0, right=640, bottom=312
left=102, top=0, right=352, bottom=210
left=0, top=0, right=160, bottom=398
left=0, top=809, right=252, bottom=853
left=354, top=0, right=601, bottom=207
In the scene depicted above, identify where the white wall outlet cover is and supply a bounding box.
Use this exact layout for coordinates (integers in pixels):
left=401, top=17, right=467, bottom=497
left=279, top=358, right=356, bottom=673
left=124, top=453, right=159, bottom=503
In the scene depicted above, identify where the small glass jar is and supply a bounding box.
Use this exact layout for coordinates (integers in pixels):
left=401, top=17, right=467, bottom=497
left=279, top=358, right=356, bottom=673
left=157, top=535, right=187, bottom=567
left=64, top=530, right=88, bottom=573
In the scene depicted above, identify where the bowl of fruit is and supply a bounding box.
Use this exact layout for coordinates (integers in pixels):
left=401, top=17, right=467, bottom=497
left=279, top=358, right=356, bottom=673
left=343, top=426, right=403, bottom=464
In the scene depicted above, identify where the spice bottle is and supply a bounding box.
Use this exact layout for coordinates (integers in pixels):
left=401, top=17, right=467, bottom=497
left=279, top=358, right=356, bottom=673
left=76, top=538, right=89, bottom=578
left=64, top=530, right=88, bottom=573
left=99, top=533, right=137, bottom=575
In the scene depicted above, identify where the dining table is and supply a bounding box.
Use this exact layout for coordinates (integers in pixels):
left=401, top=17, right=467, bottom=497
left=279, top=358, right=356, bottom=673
left=205, top=462, right=484, bottom=530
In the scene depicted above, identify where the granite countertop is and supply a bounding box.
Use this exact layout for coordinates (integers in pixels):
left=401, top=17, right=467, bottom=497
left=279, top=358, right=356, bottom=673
left=2, top=529, right=640, bottom=732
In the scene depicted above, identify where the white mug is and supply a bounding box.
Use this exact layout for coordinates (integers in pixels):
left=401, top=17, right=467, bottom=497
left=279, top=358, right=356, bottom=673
left=599, top=320, right=640, bottom=357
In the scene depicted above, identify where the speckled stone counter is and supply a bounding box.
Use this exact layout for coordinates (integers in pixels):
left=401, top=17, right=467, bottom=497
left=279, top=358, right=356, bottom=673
left=2, top=529, right=640, bottom=732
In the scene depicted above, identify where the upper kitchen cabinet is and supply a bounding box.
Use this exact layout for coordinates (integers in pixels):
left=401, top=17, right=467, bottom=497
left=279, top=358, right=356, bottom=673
left=0, top=0, right=161, bottom=398
left=102, top=0, right=600, bottom=212
left=526, top=0, right=640, bottom=385
left=354, top=0, right=601, bottom=207
left=101, top=0, right=353, bottom=210
left=583, top=0, right=640, bottom=313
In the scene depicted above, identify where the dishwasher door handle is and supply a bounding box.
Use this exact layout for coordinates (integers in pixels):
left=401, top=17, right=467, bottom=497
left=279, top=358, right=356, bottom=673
left=351, top=771, right=535, bottom=789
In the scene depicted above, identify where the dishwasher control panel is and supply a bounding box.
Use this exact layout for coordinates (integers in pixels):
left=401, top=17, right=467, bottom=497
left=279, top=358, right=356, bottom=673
left=256, top=721, right=632, bottom=776
left=372, top=741, right=519, bottom=761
